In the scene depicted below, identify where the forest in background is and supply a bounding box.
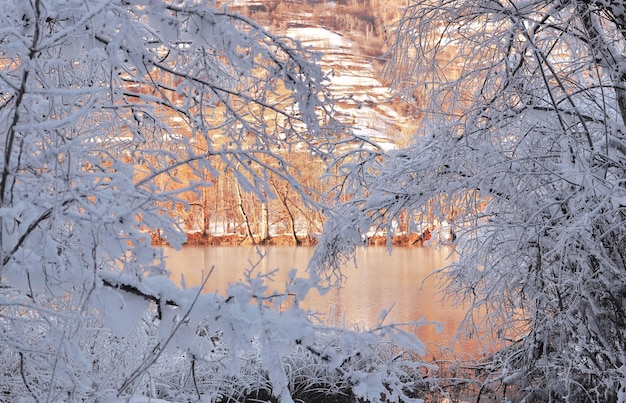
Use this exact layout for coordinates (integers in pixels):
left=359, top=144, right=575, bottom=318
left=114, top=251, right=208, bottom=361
left=237, top=0, right=404, bottom=58
left=161, top=0, right=428, bottom=246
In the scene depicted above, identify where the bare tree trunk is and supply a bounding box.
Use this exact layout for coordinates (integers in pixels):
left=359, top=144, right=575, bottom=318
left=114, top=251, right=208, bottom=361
left=259, top=195, right=270, bottom=244
left=235, top=182, right=255, bottom=244
left=270, top=180, right=300, bottom=245
left=285, top=205, right=300, bottom=245
left=202, top=185, right=211, bottom=236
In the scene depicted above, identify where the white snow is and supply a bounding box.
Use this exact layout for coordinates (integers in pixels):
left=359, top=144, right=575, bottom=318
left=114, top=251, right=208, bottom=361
left=286, top=27, right=352, bottom=49
left=285, top=25, right=407, bottom=145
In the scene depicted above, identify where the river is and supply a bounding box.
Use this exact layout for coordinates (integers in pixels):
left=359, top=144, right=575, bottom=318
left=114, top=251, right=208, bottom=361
left=165, top=245, right=479, bottom=358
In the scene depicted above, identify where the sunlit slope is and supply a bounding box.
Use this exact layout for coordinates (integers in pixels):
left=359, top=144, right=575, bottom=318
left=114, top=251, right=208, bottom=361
left=229, top=0, right=413, bottom=149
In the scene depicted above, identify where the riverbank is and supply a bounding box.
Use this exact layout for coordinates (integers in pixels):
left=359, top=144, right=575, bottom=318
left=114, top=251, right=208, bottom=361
left=153, top=230, right=433, bottom=247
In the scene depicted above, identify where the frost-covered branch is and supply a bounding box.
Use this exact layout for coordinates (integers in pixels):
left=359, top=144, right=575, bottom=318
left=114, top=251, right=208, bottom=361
left=315, top=0, right=626, bottom=400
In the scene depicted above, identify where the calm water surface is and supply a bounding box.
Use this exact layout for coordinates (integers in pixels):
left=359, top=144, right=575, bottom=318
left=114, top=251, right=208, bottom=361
left=165, top=245, right=478, bottom=357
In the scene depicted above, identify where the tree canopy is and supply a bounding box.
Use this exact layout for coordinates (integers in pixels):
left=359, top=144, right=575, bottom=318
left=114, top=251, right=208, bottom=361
left=0, top=1, right=428, bottom=401
left=318, top=0, right=626, bottom=400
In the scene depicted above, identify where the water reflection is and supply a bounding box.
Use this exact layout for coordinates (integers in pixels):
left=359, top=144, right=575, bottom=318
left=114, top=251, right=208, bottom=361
left=165, top=245, right=480, bottom=357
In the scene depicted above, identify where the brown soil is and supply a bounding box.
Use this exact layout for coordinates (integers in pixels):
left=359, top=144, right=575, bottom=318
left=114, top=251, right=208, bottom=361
left=182, top=233, right=319, bottom=246
left=369, top=230, right=432, bottom=246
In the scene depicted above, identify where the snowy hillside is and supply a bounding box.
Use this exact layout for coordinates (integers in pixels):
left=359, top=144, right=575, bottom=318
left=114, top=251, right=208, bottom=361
left=227, top=0, right=410, bottom=150
left=286, top=25, right=405, bottom=149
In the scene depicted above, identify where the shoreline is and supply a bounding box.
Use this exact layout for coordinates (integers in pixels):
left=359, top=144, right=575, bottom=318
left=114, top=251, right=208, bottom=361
left=153, top=231, right=433, bottom=247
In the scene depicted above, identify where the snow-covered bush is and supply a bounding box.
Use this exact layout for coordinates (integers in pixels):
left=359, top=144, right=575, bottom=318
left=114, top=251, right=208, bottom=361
left=0, top=264, right=431, bottom=402
left=0, top=0, right=428, bottom=400
left=318, top=0, right=626, bottom=400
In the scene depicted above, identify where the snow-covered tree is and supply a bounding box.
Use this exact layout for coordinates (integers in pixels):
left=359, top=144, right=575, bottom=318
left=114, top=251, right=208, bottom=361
left=317, top=0, right=626, bottom=400
left=0, top=0, right=428, bottom=401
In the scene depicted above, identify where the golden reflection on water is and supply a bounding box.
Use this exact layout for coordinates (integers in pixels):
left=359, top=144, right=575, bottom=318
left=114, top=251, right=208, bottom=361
left=165, top=245, right=485, bottom=358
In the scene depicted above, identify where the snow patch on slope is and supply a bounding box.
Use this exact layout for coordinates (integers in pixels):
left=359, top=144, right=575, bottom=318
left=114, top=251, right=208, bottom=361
left=286, top=26, right=406, bottom=148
